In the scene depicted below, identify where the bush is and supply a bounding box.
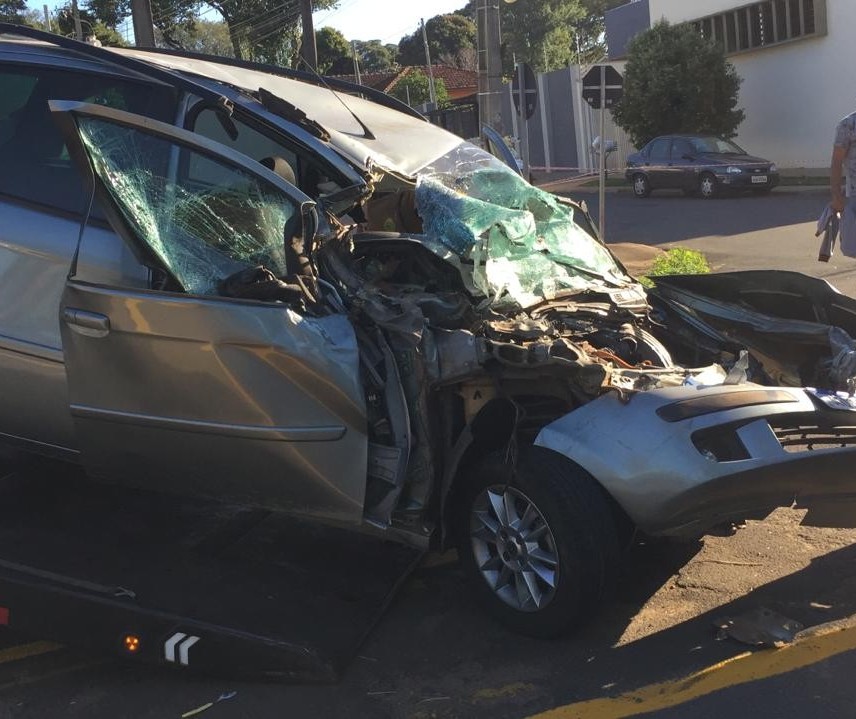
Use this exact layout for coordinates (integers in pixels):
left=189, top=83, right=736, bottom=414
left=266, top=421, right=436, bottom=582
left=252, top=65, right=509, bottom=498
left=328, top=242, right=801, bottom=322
left=640, top=248, right=710, bottom=286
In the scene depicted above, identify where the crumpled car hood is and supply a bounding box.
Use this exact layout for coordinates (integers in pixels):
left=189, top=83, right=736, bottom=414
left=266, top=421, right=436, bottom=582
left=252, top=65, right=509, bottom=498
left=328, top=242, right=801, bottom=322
left=649, top=270, right=856, bottom=392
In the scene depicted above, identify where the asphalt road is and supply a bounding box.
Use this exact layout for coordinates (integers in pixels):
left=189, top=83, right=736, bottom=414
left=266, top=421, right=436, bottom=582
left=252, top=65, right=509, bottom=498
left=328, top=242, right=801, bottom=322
left=587, top=186, right=856, bottom=298
left=2, top=187, right=856, bottom=719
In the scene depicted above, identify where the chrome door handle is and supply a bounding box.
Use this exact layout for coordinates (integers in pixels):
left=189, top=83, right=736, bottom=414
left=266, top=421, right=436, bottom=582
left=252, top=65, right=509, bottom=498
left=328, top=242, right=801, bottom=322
left=62, top=308, right=111, bottom=336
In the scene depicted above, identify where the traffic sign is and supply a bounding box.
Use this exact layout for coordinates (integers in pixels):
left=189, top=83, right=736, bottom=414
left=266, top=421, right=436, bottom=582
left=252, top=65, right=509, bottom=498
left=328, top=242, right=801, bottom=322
left=511, top=63, right=538, bottom=119
left=582, top=64, right=623, bottom=109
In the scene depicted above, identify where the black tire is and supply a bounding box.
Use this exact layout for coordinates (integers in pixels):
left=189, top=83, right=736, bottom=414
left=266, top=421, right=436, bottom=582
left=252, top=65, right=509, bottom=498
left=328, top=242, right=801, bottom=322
left=698, top=172, right=717, bottom=199
left=631, top=173, right=651, bottom=198
left=455, top=446, right=620, bottom=638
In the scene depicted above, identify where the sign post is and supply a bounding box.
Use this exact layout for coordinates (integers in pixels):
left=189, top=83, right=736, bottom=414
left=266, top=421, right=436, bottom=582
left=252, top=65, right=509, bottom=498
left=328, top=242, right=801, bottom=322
left=582, top=64, right=623, bottom=240
left=512, top=62, right=537, bottom=181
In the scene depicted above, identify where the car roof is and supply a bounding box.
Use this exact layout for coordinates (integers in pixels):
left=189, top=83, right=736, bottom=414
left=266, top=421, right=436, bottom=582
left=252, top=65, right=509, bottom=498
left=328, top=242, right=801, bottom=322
left=0, top=31, right=466, bottom=179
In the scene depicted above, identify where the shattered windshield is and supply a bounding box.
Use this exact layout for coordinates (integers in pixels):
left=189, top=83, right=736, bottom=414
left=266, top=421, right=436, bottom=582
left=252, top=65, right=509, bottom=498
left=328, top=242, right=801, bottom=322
left=414, top=143, right=629, bottom=309
left=76, top=116, right=299, bottom=295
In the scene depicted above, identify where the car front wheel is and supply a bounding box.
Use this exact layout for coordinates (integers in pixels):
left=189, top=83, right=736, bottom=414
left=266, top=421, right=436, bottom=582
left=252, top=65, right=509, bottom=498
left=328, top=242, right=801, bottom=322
left=699, top=172, right=717, bottom=199
left=632, top=173, right=651, bottom=198
left=456, top=447, right=619, bottom=638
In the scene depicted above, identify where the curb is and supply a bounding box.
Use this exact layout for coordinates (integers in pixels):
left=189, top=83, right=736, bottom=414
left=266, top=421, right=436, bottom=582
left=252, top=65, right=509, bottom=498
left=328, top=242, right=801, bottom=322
left=527, top=615, right=856, bottom=719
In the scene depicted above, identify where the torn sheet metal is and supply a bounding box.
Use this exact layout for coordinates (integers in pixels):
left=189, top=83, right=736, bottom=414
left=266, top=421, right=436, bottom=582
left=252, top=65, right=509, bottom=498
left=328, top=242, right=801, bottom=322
left=650, top=271, right=856, bottom=391
left=714, top=607, right=804, bottom=647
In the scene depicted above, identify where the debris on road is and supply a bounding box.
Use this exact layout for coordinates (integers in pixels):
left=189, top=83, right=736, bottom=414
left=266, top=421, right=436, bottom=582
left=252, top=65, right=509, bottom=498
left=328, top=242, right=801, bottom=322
left=714, top=607, right=804, bottom=647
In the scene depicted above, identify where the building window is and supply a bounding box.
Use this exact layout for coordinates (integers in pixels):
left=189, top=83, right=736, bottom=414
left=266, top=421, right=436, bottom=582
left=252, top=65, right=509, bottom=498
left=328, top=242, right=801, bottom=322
left=691, top=0, right=826, bottom=55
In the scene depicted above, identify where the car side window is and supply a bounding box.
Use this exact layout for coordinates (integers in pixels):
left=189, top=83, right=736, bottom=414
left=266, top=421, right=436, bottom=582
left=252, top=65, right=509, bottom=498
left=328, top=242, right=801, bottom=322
left=671, top=139, right=693, bottom=160
left=75, top=114, right=302, bottom=296
left=648, top=138, right=670, bottom=162
left=0, top=67, right=176, bottom=218
left=187, top=104, right=300, bottom=187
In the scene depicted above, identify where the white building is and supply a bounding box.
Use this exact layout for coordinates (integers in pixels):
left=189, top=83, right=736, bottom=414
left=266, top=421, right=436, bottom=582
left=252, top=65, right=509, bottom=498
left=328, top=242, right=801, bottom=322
left=606, top=0, right=855, bottom=172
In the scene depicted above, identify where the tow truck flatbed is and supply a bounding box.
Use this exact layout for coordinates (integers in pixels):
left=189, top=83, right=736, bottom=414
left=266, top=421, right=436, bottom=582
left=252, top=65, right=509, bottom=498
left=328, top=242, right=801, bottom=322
left=0, top=462, right=422, bottom=681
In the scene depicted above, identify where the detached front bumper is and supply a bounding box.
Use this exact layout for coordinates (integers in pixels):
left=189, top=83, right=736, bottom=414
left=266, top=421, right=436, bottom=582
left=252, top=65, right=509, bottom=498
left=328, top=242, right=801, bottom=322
left=535, top=384, right=856, bottom=537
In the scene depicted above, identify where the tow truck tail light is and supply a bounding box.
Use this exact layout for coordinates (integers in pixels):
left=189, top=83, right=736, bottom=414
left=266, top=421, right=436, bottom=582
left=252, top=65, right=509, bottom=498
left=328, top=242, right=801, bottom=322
left=0, top=607, right=8, bottom=625
left=122, top=634, right=141, bottom=653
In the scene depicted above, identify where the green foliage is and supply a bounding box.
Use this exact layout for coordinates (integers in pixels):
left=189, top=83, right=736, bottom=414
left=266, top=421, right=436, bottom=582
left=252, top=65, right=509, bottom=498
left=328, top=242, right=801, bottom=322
left=612, top=21, right=745, bottom=147
left=316, top=26, right=350, bottom=73
left=640, top=247, right=710, bottom=287
left=161, top=19, right=234, bottom=56
left=453, top=0, right=625, bottom=72
left=150, top=0, right=198, bottom=48
left=0, top=0, right=27, bottom=23
left=82, top=0, right=128, bottom=28
left=390, top=70, right=449, bottom=108
left=203, top=0, right=336, bottom=65
left=355, top=39, right=396, bottom=73
left=53, top=5, right=126, bottom=45
left=499, top=0, right=585, bottom=73
left=398, top=13, right=475, bottom=67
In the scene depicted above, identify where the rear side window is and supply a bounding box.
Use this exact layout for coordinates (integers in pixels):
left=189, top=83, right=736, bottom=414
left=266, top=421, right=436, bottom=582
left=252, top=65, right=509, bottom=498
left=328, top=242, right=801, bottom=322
left=0, top=67, right=176, bottom=217
left=648, top=138, right=670, bottom=162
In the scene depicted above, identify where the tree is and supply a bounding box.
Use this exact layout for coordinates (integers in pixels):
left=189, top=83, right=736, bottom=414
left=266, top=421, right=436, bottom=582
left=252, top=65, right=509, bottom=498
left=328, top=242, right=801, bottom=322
left=151, top=0, right=201, bottom=49
left=53, top=3, right=127, bottom=45
left=355, top=39, right=396, bottom=72
left=453, top=0, right=626, bottom=72
left=611, top=21, right=745, bottom=147
left=200, top=0, right=337, bottom=65
left=83, top=0, right=129, bottom=29
left=398, top=14, right=475, bottom=67
left=499, top=0, right=584, bottom=73
left=160, top=18, right=234, bottom=56
left=0, top=0, right=26, bottom=23
left=316, top=26, right=350, bottom=73
left=389, top=70, right=449, bottom=108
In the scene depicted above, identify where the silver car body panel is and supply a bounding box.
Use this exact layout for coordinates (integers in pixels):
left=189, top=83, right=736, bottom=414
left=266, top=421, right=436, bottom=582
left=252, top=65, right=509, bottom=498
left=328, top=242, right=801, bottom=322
left=535, top=384, right=856, bottom=536
left=0, top=201, right=149, bottom=451
left=61, top=282, right=367, bottom=522
left=47, top=101, right=368, bottom=522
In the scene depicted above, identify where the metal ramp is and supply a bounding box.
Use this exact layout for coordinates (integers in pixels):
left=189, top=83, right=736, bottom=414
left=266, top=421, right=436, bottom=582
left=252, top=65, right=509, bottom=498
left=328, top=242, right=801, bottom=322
left=0, top=463, right=422, bottom=681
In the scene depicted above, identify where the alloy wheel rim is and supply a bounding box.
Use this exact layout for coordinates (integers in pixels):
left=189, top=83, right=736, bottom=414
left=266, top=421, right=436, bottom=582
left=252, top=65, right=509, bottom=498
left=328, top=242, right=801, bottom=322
left=700, top=177, right=714, bottom=196
left=470, top=485, right=559, bottom=612
left=634, top=176, right=647, bottom=195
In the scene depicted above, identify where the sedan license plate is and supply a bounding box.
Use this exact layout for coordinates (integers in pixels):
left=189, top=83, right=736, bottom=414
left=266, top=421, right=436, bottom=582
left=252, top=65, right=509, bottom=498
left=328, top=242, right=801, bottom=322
left=751, top=175, right=768, bottom=184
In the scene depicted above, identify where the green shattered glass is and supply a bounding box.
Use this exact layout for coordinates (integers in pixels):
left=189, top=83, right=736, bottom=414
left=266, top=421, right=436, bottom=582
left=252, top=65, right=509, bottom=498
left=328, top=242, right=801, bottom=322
left=416, top=165, right=626, bottom=309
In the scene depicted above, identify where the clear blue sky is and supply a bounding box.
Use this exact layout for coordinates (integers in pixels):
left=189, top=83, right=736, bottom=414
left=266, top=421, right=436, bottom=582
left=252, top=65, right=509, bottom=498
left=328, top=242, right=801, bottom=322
left=33, top=0, right=468, bottom=44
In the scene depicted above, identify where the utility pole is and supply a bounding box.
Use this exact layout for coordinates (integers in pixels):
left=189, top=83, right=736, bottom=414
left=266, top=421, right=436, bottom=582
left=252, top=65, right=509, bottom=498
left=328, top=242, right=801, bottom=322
left=42, top=4, right=51, bottom=31
left=70, top=0, right=83, bottom=40
left=299, top=0, right=317, bottom=72
left=351, top=41, right=362, bottom=84
left=420, top=18, right=437, bottom=106
left=476, top=0, right=503, bottom=132
left=130, top=0, right=155, bottom=47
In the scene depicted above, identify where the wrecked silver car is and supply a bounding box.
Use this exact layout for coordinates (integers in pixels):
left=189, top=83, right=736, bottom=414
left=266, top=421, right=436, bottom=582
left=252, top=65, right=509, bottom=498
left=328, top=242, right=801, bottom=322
left=3, top=26, right=856, bottom=638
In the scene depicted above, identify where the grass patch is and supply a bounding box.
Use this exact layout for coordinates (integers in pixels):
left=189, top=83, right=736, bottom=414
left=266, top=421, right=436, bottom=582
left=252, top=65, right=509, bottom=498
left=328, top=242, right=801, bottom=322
left=640, top=247, right=710, bottom=287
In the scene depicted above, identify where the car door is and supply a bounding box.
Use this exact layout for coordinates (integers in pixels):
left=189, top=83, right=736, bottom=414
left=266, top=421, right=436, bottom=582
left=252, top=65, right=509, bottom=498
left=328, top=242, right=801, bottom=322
left=643, top=137, right=672, bottom=188
left=667, top=137, right=697, bottom=190
left=50, top=100, right=368, bottom=524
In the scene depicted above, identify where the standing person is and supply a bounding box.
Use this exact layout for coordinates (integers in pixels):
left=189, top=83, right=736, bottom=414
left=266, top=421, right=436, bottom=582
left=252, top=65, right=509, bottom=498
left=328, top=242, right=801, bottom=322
left=831, top=111, right=856, bottom=256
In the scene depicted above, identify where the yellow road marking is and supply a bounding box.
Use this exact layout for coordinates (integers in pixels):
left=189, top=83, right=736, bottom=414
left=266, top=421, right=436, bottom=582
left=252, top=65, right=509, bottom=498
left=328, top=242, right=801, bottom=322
left=0, top=641, right=63, bottom=665
left=529, top=622, right=856, bottom=719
